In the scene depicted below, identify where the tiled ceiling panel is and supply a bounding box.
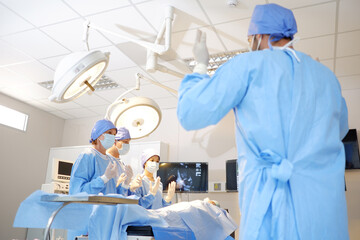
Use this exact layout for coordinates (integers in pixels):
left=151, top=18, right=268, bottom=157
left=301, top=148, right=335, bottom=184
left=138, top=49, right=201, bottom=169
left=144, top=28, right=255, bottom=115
left=2, top=29, right=71, bottom=59
left=0, top=0, right=79, bottom=27
left=0, top=0, right=359, bottom=120
left=0, top=4, right=33, bottom=36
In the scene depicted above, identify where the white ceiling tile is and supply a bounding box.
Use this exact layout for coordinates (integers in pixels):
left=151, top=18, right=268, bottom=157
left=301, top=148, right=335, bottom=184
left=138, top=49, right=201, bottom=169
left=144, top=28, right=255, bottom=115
left=105, top=67, right=148, bottom=88
left=94, top=45, right=137, bottom=70
left=0, top=0, right=78, bottom=27
left=15, top=82, right=54, bottom=100
left=86, top=105, right=108, bottom=116
left=39, top=55, right=66, bottom=71
left=338, top=0, right=360, bottom=32
left=268, top=0, right=331, bottom=9
left=63, top=0, right=131, bottom=16
left=27, top=99, right=59, bottom=112
left=295, top=35, right=335, bottom=60
left=338, top=75, right=360, bottom=90
left=336, top=30, right=360, bottom=58
left=172, top=27, right=226, bottom=59
left=87, top=6, right=156, bottom=43
left=2, top=29, right=71, bottom=59
left=160, top=80, right=180, bottom=93
left=94, top=88, right=133, bottom=103
left=0, top=39, right=33, bottom=66
left=320, top=59, right=334, bottom=72
left=215, top=18, right=251, bottom=51
left=49, top=110, right=74, bottom=119
left=132, top=82, right=174, bottom=98
left=199, top=0, right=264, bottom=25
left=136, top=0, right=210, bottom=32
left=0, top=88, right=32, bottom=102
left=154, top=96, right=178, bottom=109
left=62, top=107, right=99, bottom=118
left=0, top=82, right=51, bottom=102
left=6, top=61, right=54, bottom=83
left=0, top=4, right=34, bottom=36
left=335, top=55, right=360, bottom=77
left=0, top=68, right=32, bottom=88
left=38, top=98, right=83, bottom=110
left=132, top=0, right=151, bottom=3
left=41, top=18, right=113, bottom=52
left=73, top=92, right=111, bottom=107
left=293, top=2, right=336, bottom=39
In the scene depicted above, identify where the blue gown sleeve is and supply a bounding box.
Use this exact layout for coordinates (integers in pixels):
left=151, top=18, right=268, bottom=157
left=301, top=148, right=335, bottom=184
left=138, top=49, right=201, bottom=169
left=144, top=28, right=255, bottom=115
left=162, top=199, right=171, bottom=207
left=339, top=97, right=349, bottom=139
left=69, top=153, right=105, bottom=195
left=177, top=55, right=251, bottom=130
left=138, top=193, right=155, bottom=209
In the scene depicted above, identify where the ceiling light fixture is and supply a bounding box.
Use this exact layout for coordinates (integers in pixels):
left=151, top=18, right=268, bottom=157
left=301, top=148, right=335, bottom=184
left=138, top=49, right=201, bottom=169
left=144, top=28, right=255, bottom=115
left=104, top=73, right=175, bottom=139
left=49, top=50, right=109, bottom=102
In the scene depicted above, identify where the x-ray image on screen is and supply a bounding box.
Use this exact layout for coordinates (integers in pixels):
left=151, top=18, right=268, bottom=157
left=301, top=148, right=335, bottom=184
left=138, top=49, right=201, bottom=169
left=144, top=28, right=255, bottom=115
left=157, top=162, right=208, bottom=193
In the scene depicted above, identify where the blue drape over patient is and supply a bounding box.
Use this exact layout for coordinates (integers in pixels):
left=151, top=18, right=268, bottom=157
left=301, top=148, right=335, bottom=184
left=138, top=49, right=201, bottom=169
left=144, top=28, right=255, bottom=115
left=177, top=49, right=349, bottom=240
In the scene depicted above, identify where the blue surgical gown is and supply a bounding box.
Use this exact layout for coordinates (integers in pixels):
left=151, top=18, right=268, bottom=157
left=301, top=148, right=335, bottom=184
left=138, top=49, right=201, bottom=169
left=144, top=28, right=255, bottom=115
left=69, top=148, right=128, bottom=195
left=177, top=49, right=349, bottom=240
left=68, top=148, right=129, bottom=239
left=135, top=175, right=171, bottom=209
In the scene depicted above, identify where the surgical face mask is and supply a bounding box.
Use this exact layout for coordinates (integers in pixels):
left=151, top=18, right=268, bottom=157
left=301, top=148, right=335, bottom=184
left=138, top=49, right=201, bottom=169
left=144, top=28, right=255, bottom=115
left=100, top=134, right=115, bottom=150
left=146, top=161, right=159, bottom=174
left=117, top=143, right=130, bottom=155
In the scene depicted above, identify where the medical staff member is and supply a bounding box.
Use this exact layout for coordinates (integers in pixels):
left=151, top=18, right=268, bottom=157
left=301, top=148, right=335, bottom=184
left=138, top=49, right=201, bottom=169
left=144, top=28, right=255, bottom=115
left=69, top=119, right=127, bottom=195
left=177, top=3, right=349, bottom=240
left=135, top=148, right=176, bottom=209
left=106, top=127, right=143, bottom=193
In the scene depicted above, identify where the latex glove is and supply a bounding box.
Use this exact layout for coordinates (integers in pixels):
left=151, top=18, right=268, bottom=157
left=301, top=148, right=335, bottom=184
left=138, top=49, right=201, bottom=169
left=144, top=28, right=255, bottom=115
left=124, top=165, right=134, bottom=186
left=116, top=173, right=127, bottom=187
left=129, top=174, right=144, bottom=192
left=149, top=176, right=161, bottom=196
left=165, top=181, right=176, bottom=203
left=102, top=161, right=118, bottom=183
left=192, top=30, right=209, bottom=74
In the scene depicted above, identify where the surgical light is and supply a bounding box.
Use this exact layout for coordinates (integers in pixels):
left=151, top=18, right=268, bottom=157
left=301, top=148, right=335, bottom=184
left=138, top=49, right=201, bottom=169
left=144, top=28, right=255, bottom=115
left=108, top=96, right=162, bottom=139
left=49, top=50, right=109, bottom=103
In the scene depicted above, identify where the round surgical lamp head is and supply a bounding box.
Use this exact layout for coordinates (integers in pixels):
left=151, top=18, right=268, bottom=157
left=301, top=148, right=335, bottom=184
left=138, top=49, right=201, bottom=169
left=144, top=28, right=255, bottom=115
left=49, top=50, right=110, bottom=103
left=109, top=97, right=162, bottom=139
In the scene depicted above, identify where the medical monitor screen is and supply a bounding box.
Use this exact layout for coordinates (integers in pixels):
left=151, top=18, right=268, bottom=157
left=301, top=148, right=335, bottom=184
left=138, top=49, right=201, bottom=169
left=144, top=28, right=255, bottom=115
left=58, top=161, right=73, bottom=176
left=157, top=162, right=208, bottom=193
left=343, top=129, right=360, bottom=169
left=226, top=159, right=238, bottom=191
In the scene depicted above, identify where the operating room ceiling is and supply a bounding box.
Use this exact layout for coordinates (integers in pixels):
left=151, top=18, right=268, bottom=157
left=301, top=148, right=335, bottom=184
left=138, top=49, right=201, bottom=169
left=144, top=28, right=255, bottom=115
left=0, top=0, right=359, bottom=120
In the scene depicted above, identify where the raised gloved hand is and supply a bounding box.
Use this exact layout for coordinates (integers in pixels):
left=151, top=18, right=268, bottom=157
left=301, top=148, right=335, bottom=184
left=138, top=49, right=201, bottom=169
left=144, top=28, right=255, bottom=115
left=124, top=165, right=134, bottom=186
left=129, top=174, right=143, bottom=192
left=102, top=161, right=118, bottom=183
left=149, top=176, right=161, bottom=196
left=116, top=173, right=127, bottom=187
left=193, top=30, right=209, bottom=74
left=164, top=181, right=176, bottom=203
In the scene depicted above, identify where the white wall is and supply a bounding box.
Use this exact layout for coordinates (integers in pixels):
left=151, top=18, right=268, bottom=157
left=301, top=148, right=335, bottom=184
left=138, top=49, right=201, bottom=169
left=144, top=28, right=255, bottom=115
left=0, top=93, right=64, bottom=240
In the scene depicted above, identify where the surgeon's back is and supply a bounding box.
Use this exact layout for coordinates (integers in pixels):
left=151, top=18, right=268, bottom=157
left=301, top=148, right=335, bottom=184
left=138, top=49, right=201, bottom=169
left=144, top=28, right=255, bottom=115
left=177, top=48, right=349, bottom=240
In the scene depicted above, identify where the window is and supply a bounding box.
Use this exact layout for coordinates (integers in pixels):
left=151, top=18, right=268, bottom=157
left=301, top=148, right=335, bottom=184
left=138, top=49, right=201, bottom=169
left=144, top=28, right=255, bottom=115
left=0, top=105, right=28, bottom=131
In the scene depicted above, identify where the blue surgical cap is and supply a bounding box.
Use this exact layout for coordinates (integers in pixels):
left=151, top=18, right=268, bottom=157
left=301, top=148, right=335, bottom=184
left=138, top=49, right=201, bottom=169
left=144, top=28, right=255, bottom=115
left=248, top=4, right=297, bottom=43
left=115, top=127, right=131, bottom=141
left=90, top=119, right=116, bottom=143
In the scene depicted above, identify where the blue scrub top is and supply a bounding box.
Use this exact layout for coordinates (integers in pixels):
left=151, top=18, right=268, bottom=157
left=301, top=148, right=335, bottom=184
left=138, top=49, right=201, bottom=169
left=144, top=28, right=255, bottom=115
left=69, top=148, right=128, bottom=195
left=135, top=175, right=171, bottom=209
left=177, top=49, right=349, bottom=240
